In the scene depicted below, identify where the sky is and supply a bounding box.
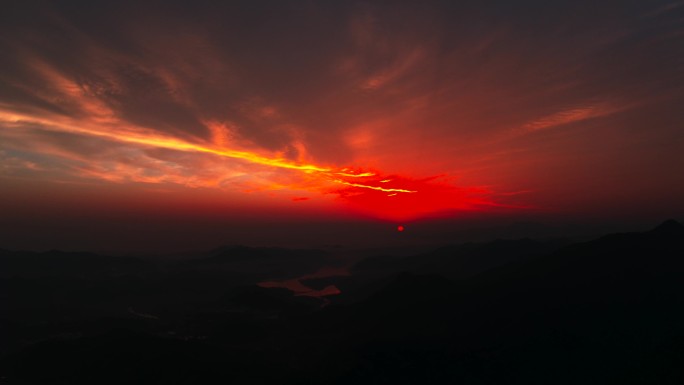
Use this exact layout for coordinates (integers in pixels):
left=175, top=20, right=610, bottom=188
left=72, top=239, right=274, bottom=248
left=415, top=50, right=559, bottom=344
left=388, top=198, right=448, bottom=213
left=1, top=0, right=684, bottom=252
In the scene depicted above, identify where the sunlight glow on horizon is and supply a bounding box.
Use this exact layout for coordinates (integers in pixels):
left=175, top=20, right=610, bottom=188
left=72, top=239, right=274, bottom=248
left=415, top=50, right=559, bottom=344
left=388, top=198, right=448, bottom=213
left=0, top=106, right=510, bottom=221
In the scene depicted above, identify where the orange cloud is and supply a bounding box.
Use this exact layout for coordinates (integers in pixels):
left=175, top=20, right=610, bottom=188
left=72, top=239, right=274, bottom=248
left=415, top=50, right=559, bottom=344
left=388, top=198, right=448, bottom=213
left=0, top=39, right=518, bottom=222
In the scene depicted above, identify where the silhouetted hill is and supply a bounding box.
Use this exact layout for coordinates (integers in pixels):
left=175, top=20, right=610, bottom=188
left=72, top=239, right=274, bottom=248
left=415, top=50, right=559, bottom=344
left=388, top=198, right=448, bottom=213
left=0, top=249, right=150, bottom=278
left=475, top=219, right=684, bottom=291
left=295, top=220, right=684, bottom=383
left=220, top=285, right=320, bottom=314
left=2, top=220, right=684, bottom=384
left=651, top=218, right=684, bottom=235
left=351, top=238, right=569, bottom=279
left=199, top=245, right=327, bottom=264
left=186, top=245, right=331, bottom=279
left=326, top=237, right=569, bottom=305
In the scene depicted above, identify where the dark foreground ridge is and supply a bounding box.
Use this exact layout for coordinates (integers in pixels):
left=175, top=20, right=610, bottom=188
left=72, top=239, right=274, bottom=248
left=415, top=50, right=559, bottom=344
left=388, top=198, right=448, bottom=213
left=1, top=220, right=684, bottom=384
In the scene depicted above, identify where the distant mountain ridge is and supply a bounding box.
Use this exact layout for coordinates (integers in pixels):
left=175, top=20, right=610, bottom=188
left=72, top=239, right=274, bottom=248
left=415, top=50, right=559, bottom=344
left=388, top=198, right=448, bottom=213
left=2, top=219, right=684, bottom=384
left=198, top=245, right=328, bottom=264
left=351, top=237, right=570, bottom=279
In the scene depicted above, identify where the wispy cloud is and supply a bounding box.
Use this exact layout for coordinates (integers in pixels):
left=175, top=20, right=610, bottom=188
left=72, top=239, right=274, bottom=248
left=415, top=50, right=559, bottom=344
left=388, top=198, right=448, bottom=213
left=521, top=102, right=624, bottom=133
left=2, top=1, right=683, bottom=220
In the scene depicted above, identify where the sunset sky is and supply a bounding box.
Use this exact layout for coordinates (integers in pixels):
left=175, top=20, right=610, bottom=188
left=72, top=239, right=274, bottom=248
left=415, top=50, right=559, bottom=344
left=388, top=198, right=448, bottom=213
left=1, top=1, right=683, bottom=252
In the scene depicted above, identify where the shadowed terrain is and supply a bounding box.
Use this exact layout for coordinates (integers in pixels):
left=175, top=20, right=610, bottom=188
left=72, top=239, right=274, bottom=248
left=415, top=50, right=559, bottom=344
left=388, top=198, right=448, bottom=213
left=1, top=220, right=684, bottom=384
